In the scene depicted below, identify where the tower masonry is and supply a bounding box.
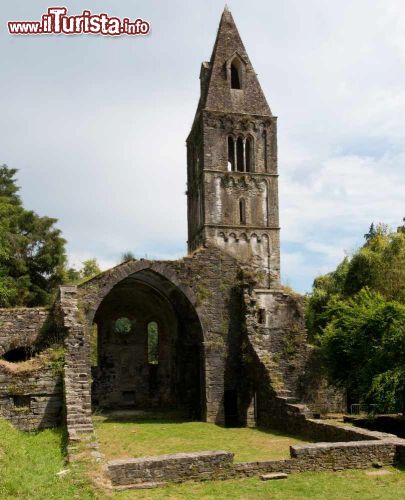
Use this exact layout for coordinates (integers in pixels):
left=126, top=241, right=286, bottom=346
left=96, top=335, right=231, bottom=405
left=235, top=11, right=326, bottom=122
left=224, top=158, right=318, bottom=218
left=187, top=7, right=280, bottom=287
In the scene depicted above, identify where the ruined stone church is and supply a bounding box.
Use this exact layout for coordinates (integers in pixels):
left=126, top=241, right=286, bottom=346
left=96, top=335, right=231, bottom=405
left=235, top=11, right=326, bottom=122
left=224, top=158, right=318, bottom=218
left=0, top=7, right=344, bottom=438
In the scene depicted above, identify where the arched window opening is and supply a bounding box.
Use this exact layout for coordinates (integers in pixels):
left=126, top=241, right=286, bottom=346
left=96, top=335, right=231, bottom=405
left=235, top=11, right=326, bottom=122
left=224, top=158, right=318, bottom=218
left=236, top=137, right=244, bottom=172
left=114, top=317, right=133, bottom=334
left=147, top=321, right=159, bottom=365
left=226, top=135, right=254, bottom=172
left=231, top=62, right=241, bottom=89
left=239, top=199, right=246, bottom=224
left=246, top=136, right=253, bottom=172
left=227, top=136, right=235, bottom=171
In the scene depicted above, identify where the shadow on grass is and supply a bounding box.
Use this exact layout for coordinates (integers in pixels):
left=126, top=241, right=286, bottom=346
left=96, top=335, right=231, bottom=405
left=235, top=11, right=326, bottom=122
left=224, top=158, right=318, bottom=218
left=59, top=424, right=69, bottom=458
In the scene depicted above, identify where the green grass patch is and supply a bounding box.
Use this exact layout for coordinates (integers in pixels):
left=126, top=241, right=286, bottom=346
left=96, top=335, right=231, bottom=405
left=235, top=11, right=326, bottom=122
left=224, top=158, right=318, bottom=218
left=0, top=419, right=94, bottom=499
left=116, top=467, right=405, bottom=499
left=93, top=416, right=309, bottom=462
left=0, top=416, right=404, bottom=499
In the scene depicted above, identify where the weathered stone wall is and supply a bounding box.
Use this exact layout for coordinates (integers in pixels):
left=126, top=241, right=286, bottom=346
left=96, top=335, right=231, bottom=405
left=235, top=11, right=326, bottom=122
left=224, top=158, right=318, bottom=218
left=0, top=307, right=50, bottom=356
left=344, top=415, right=405, bottom=439
left=0, top=363, right=62, bottom=431
left=59, top=286, right=94, bottom=439
left=298, top=347, right=346, bottom=414
left=107, top=451, right=234, bottom=487
left=289, top=440, right=397, bottom=470
left=106, top=439, right=400, bottom=488
left=0, top=307, right=64, bottom=430
left=251, top=289, right=309, bottom=399
left=243, top=286, right=345, bottom=427
left=78, top=247, right=249, bottom=425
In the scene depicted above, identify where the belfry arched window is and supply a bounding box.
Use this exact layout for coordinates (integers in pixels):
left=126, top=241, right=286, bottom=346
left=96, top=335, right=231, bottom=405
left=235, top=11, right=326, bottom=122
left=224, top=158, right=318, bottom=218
left=231, top=61, right=241, bottom=89
left=227, top=135, right=254, bottom=172
left=236, top=138, right=244, bottom=172
left=227, top=136, right=235, bottom=171
left=245, top=136, right=253, bottom=172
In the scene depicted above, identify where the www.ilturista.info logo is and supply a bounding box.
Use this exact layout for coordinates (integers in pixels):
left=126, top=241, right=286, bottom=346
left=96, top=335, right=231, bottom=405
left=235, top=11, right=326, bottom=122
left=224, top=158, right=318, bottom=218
left=8, top=7, right=150, bottom=36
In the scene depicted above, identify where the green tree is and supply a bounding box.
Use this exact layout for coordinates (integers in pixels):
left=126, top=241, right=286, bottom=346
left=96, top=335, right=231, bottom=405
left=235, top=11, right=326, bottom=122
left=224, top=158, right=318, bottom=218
left=318, top=289, right=405, bottom=413
left=63, top=259, right=101, bottom=284
left=343, top=224, right=404, bottom=301
left=81, top=259, right=101, bottom=279
left=0, top=165, right=66, bottom=307
left=63, top=266, right=82, bottom=284
left=305, top=257, right=350, bottom=338
left=307, top=220, right=405, bottom=412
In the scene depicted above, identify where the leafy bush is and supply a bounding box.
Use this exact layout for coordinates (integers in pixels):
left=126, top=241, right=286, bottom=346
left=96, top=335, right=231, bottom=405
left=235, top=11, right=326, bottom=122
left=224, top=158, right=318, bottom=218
left=317, top=289, right=405, bottom=412
left=307, top=221, right=405, bottom=413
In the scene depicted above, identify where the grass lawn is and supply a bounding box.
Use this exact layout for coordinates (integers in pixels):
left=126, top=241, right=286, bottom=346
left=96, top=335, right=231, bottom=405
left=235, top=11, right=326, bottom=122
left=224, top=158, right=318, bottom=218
left=0, top=417, right=404, bottom=499
left=93, top=415, right=309, bottom=462
left=0, top=418, right=94, bottom=499
left=116, top=468, right=405, bottom=499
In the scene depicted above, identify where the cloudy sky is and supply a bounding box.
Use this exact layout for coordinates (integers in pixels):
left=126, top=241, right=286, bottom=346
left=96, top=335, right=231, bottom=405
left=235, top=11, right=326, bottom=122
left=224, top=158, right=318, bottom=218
left=1, top=0, right=404, bottom=292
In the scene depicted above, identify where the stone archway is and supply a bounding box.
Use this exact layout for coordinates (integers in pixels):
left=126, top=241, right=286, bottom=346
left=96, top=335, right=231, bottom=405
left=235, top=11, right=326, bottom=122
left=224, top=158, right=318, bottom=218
left=84, top=263, right=206, bottom=420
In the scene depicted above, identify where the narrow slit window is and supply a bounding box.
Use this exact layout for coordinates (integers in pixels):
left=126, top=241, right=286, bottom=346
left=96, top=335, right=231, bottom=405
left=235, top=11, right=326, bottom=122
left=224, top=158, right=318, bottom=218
left=258, top=308, right=266, bottom=324
left=239, top=199, right=246, bottom=224
left=227, top=136, right=235, bottom=171
left=231, top=62, right=241, bottom=89
left=236, top=137, right=244, bottom=172
left=147, top=321, right=159, bottom=364
left=246, top=137, right=252, bottom=172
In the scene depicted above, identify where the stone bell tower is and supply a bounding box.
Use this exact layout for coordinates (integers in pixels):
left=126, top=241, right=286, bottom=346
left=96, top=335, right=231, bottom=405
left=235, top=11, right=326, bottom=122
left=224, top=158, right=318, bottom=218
left=186, top=7, right=280, bottom=287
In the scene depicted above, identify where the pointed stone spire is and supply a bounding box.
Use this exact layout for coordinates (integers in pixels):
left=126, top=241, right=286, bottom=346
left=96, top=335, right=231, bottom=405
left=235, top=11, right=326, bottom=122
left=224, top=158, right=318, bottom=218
left=202, top=7, right=272, bottom=116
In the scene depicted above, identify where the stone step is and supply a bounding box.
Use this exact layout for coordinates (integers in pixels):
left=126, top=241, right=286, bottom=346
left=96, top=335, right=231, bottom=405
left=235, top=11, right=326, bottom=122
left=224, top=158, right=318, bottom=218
left=114, top=482, right=166, bottom=491
left=286, top=403, right=310, bottom=413
left=261, top=473, right=288, bottom=481
left=72, top=425, right=94, bottom=433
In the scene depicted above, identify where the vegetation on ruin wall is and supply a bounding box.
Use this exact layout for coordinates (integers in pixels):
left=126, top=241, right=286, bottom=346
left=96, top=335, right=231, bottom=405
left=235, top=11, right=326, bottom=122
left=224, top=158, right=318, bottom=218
left=0, top=345, right=65, bottom=378
left=306, top=221, right=405, bottom=413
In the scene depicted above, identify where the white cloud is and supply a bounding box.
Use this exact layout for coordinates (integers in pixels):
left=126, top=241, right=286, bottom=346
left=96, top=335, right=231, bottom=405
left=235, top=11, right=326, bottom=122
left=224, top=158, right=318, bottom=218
left=1, top=0, right=404, bottom=293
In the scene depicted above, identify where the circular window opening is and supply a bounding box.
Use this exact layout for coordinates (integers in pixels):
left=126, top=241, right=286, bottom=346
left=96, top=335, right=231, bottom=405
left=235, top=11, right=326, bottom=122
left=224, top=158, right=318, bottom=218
left=114, top=317, right=133, bottom=334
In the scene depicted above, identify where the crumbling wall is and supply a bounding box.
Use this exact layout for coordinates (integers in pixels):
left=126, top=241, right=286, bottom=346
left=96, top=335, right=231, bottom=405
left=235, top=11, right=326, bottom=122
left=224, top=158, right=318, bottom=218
left=244, top=287, right=345, bottom=422
left=0, top=308, right=49, bottom=356
left=299, top=347, right=346, bottom=414
left=0, top=356, right=63, bottom=431
left=0, top=307, right=64, bottom=430
left=106, top=438, right=400, bottom=488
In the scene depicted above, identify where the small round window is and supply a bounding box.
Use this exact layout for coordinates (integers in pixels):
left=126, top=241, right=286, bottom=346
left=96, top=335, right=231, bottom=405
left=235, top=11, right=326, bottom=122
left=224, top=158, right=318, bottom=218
left=114, top=317, right=133, bottom=334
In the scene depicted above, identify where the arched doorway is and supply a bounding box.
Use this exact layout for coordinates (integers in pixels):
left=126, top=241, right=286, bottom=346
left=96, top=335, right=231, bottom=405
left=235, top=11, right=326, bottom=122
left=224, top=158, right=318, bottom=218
left=90, top=268, right=205, bottom=419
